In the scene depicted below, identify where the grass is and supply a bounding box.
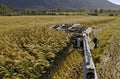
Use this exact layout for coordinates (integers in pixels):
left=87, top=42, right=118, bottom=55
left=0, top=15, right=118, bottom=79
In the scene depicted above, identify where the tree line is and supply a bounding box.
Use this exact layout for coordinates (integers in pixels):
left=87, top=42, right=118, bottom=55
left=0, top=4, right=120, bottom=16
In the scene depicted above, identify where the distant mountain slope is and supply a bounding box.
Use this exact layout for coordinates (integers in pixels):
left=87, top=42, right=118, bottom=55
left=0, top=0, right=120, bottom=9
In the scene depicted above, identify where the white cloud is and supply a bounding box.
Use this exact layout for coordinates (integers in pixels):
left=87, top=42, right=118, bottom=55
left=108, top=0, right=120, bottom=5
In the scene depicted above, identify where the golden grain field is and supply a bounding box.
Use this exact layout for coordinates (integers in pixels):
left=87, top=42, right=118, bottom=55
left=0, top=15, right=119, bottom=79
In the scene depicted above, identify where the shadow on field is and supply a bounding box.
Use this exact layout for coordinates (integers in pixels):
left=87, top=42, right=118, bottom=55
left=40, top=41, right=75, bottom=79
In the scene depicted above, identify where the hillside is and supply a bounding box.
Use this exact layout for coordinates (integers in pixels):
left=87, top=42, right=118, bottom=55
left=0, top=0, right=120, bottom=9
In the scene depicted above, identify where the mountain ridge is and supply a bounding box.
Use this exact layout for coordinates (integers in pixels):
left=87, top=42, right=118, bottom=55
left=0, top=0, right=120, bottom=9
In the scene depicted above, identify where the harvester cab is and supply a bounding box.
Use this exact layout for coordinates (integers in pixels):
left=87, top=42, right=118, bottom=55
left=71, top=27, right=99, bottom=50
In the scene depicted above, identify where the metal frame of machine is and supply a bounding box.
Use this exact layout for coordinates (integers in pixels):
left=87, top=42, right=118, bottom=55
left=50, top=24, right=99, bottom=79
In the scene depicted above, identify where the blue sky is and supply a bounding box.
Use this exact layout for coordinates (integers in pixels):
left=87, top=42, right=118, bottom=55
left=108, top=0, right=120, bottom=5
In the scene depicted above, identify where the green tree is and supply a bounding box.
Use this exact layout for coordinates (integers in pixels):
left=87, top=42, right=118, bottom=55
left=0, top=4, right=14, bottom=15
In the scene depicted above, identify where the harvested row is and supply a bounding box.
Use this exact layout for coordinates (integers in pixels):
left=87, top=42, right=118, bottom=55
left=97, top=19, right=120, bottom=79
